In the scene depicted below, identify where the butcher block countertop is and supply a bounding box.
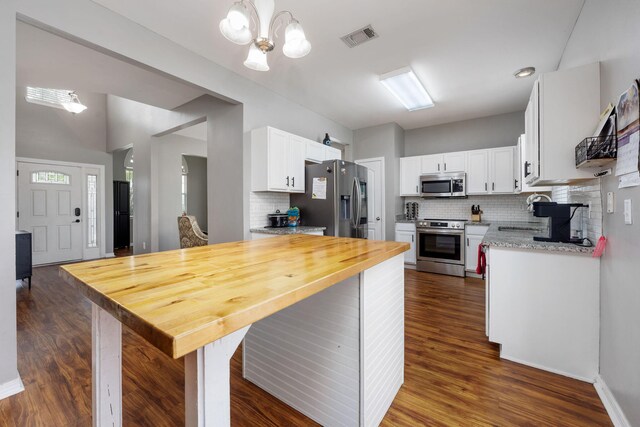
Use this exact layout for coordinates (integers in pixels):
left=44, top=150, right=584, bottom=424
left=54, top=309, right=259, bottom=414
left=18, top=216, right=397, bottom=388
left=60, top=235, right=409, bottom=359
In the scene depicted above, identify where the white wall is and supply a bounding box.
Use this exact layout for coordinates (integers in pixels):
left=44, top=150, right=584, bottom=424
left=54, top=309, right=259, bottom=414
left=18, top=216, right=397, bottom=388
left=154, top=134, right=206, bottom=251
left=15, top=88, right=113, bottom=253
left=353, top=123, right=404, bottom=240
left=558, top=1, right=640, bottom=424
left=184, top=155, right=207, bottom=232
left=404, top=111, right=524, bottom=157
left=0, top=0, right=18, bottom=390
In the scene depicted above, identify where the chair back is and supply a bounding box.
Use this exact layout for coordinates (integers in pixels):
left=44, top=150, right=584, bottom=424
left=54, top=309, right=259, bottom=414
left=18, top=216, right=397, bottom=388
left=177, top=215, right=208, bottom=249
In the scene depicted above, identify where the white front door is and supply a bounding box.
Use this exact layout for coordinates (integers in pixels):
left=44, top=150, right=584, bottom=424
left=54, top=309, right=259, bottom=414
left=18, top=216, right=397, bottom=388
left=18, top=162, right=83, bottom=265
left=355, top=158, right=385, bottom=240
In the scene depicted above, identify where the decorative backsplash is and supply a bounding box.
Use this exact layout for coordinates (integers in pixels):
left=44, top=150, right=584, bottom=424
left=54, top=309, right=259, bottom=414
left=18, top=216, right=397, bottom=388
left=404, top=194, right=543, bottom=223
left=250, top=192, right=290, bottom=228
left=551, top=179, right=602, bottom=242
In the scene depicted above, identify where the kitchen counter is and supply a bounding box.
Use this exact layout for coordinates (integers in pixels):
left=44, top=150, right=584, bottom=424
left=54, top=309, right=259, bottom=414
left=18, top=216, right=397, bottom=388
left=60, top=235, right=408, bottom=426
left=482, top=221, right=594, bottom=254
left=395, top=219, right=416, bottom=224
left=466, top=221, right=492, bottom=227
left=250, top=225, right=326, bottom=235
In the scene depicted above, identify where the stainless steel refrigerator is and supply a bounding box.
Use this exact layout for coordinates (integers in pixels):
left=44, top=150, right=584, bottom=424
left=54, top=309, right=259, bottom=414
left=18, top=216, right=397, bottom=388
left=291, top=160, right=368, bottom=238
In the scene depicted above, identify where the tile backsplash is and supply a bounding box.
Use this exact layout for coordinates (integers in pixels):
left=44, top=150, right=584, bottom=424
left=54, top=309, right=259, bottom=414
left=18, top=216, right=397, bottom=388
left=404, top=194, right=542, bottom=223
left=551, top=179, right=602, bottom=242
left=250, top=192, right=290, bottom=228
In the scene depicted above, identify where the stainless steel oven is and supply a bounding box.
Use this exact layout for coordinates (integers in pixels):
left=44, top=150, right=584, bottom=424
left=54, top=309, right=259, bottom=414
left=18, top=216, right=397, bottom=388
left=416, top=219, right=466, bottom=277
left=420, top=172, right=466, bottom=198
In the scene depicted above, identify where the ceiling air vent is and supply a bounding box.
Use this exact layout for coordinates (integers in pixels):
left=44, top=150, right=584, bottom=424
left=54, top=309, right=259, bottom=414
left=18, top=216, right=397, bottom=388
left=340, top=25, right=378, bottom=48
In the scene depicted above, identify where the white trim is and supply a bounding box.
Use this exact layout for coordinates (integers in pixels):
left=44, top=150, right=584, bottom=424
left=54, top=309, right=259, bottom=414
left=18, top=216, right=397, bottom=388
left=594, top=375, right=631, bottom=427
left=499, top=353, right=595, bottom=383
left=16, top=157, right=107, bottom=261
left=92, top=304, right=122, bottom=427
left=355, top=157, right=386, bottom=241
left=0, top=376, right=25, bottom=400
left=105, top=252, right=115, bottom=258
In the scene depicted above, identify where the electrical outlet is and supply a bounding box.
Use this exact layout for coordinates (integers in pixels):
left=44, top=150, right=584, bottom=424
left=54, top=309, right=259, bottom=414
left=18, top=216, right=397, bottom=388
left=143, top=241, right=147, bottom=250
left=624, top=199, right=633, bottom=225
left=607, top=192, right=615, bottom=213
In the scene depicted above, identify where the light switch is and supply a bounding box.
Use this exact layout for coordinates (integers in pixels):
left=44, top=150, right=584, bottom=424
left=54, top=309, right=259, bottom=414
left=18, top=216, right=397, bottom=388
left=607, top=192, right=615, bottom=213
left=624, top=199, right=632, bottom=225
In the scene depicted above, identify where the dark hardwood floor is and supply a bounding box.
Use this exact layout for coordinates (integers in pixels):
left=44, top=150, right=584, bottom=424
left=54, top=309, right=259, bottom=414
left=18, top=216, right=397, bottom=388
left=0, top=266, right=611, bottom=426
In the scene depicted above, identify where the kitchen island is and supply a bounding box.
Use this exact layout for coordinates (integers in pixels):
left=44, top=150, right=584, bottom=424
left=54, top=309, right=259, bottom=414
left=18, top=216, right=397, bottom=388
left=482, top=223, right=599, bottom=382
left=60, top=235, right=408, bottom=427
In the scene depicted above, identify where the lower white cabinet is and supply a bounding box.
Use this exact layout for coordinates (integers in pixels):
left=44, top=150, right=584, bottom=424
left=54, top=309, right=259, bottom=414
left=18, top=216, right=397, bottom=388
left=465, top=225, right=489, bottom=273
left=395, top=223, right=416, bottom=265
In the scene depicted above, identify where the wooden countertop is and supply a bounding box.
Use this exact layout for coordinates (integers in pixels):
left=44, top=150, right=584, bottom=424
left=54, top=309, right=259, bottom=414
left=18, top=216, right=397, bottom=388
left=60, top=235, right=409, bottom=359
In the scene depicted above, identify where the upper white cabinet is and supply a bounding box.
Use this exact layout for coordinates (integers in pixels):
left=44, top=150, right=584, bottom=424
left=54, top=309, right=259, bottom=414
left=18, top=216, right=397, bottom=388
left=251, top=126, right=306, bottom=193
left=400, top=157, right=421, bottom=196
left=490, top=147, right=516, bottom=194
left=466, top=150, right=489, bottom=194
left=305, top=141, right=342, bottom=163
left=516, top=135, right=552, bottom=193
left=421, top=154, right=443, bottom=174
left=524, top=62, right=600, bottom=185
left=443, top=152, right=467, bottom=172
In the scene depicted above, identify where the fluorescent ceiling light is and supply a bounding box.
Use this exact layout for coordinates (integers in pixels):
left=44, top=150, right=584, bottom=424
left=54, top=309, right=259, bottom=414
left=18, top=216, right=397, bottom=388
left=379, top=67, right=434, bottom=111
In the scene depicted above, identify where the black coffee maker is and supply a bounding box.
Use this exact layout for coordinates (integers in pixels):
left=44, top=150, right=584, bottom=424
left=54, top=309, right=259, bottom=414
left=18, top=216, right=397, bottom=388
left=532, top=202, right=587, bottom=243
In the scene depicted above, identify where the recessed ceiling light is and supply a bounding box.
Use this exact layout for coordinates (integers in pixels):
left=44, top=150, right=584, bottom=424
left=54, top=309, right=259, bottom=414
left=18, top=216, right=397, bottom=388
left=514, top=67, right=536, bottom=78
left=379, top=67, right=434, bottom=111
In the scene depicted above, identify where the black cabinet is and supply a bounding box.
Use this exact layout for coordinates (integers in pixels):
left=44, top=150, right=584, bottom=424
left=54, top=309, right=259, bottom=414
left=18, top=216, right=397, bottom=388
left=16, top=231, right=32, bottom=290
left=113, top=181, right=131, bottom=249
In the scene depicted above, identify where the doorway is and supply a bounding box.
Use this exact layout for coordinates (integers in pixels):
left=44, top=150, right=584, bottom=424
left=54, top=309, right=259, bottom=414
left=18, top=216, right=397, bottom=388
left=355, top=157, right=385, bottom=240
left=17, top=159, right=105, bottom=264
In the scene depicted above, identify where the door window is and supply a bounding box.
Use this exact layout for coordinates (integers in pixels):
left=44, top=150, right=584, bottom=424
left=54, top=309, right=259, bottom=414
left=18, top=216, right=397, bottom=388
left=31, top=171, right=70, bottom=185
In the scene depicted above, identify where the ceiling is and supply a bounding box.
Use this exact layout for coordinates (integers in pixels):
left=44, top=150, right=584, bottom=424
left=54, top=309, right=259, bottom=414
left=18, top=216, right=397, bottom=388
left=16, top=21, right=206, bottom=110
left=90, top=0, right=584, bottom=130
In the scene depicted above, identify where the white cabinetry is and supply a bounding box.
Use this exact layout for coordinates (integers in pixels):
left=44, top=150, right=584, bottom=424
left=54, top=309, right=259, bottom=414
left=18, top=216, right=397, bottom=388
left=465, top=225, right=489, bottom=274
left=305, top=141, right=342, bottom=163
left=490, top=147, right=516, bottom=194
left=395, top=223, right=416, bottom=265
left=524, top=62, right=600, bottom=185
left=443, top=152, right=467, bottom=172
left=421, top=154, right=443, bottom=174
left=399, top=157, right=421, bottom=196
left=516, top=135, right=552, bottom=193
left=467, top=150, right=489, bottom=194
left=251, top=126, right=306, bottom=193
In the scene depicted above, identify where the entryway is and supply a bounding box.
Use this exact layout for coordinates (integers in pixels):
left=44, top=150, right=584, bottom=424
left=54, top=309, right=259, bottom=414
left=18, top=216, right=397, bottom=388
left=17, top=159, right=105, bottom=265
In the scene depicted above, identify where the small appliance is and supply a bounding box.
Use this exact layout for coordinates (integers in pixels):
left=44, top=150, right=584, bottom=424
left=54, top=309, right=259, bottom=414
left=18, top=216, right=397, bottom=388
left=420, top=172, right=466, bottom=198
left=416, top=219, right=466, bottom=277
left=266, top=210, right=289, bottom=228
left=532, top=202, right=588, bottom=243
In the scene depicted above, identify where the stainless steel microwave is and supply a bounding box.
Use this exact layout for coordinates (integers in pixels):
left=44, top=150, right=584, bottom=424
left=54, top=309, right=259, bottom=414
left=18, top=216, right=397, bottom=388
left=420, top=172, right=466, bottom=198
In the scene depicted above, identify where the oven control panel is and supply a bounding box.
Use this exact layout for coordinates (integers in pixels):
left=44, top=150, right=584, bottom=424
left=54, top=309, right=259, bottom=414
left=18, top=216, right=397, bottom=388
left=416, top=220, right=466, bottom=229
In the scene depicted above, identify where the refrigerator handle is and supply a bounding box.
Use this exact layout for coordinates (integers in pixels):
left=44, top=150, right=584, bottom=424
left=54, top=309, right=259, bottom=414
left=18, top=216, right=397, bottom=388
left=356, top=178, right=363, bottom=229
left=351, top=177, right=359, bottom=229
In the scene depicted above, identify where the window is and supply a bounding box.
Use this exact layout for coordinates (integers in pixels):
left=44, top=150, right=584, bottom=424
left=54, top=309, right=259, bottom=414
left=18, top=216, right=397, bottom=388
left=125, top=169, right=134, bottom=215
left=87, top=175, right=98, bottom=248
left=25, top=87, right=73, bottom=110
left=31, top=171, right=70, bottom=185
left=181, top=174, right=188, bottom=213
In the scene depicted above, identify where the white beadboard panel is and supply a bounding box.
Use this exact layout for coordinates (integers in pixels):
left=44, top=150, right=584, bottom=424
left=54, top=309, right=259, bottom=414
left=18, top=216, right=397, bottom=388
left=360, top=254, right=405, bottom=427
left=243, top=275, right=361, bottom=426
left=249, top=192, right=290, bottom=228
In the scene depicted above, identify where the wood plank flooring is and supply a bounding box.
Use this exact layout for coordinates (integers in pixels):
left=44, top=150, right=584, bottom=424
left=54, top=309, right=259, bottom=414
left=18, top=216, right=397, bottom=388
left=0, top=266, right=611, bottom=426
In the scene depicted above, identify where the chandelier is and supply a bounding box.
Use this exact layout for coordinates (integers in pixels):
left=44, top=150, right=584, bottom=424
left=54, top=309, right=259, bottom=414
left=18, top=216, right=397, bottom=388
left=219, top=0, right=311, bottom=71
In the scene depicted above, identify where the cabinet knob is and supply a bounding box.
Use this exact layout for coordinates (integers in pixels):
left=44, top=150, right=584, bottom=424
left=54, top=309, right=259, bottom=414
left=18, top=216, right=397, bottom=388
left=286, top=176, right=290, bottom=186
left=492, top=182, right=495, bottom=191
left=292, top=177, right=295, bottom=187
left=416, top=185, right=419, bottom=193
left=485, top=183, right=487, bottom=191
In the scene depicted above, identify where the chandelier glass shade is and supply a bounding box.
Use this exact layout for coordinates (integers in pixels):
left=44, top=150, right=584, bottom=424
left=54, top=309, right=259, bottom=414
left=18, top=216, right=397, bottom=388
left=219, top=0, right=311, bottom=71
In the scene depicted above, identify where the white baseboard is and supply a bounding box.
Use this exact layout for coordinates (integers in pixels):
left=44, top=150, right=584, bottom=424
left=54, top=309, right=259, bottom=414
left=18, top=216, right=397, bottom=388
left=0, top=376, right=24, bottom=400
left=105, top=252, right=115, bottom=258
left=594, top=375, right=631, bottom=427
left=500, top=353, right=595, bottom=383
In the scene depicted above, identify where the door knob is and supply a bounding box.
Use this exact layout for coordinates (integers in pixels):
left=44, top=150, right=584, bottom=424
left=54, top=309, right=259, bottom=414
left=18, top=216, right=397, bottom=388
left=73, top=219, right=80, bottom=223
left=376, top=217, right=381, bottom=221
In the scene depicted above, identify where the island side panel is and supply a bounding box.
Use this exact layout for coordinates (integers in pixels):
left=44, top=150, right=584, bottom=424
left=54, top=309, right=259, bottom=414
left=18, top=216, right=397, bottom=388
left=488, top=247, right=599, bottom=381
left=360, top=254, right=405, bottom=427
left=243, top=275, right=361, bottom=426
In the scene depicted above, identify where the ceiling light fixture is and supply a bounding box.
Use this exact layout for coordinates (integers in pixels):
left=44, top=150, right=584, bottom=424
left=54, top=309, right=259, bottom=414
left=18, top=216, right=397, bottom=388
left=62, top=92, right=87, bottom=114
left=380, top=67, right=434, bottom=111
left=514, top=67, right=536, bottom=78
left=220, top=0, right=311, bottom=72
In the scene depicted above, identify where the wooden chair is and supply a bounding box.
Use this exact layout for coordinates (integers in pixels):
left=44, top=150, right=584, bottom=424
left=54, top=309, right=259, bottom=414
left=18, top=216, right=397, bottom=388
left=177, top=215, right=208, bottom=249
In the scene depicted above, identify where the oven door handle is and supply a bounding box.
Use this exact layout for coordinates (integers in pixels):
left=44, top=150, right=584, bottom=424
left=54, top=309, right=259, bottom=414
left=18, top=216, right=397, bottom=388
left=417, top=229, right=465, bottom=235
